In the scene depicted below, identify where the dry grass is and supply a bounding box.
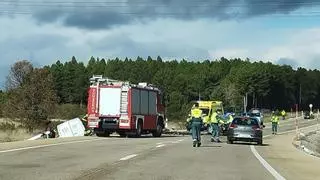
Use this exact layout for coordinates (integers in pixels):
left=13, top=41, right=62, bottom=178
left=0, top=118, right=32, bottom=142
left=0, top=128, right=31, bottom=142
left=0, top=118, right=62, bottom=143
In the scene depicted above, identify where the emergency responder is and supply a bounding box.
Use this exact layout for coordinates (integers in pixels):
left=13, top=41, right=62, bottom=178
left=210, top=109, right=224, bottom=143
left=81, top=114, right=88, bottom=123
left=271, top=111, right=280, bottom=135
left=190, top=103, right=203, bottom=147
left=43, top=121, right=55, bottom=138
left=281, top=110, right=286, bottom=120
left=81, top=114, right=94, bottom=136
left=227, top=113, right=234, bottom=124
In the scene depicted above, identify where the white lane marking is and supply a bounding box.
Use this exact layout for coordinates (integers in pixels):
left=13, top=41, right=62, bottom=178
left=156, top=144, right=165, bottom=148
left=250, top=145, right=286, bottom=180
left=171, top=141, right=180, bottom=144
left=171, top=139, right=185, bottom=144
left=0, top=138, right=105, bottom=154
left=251, top=123, right=318, bottom=180
left=156, top=142, right=164, bottom=145
left=119, top=154, right=138, bottom=161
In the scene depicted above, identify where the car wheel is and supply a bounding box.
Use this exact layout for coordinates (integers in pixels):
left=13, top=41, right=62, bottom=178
left=227, top=139, right=233, bottom=144
left=258, top=139, right=263, bottom=145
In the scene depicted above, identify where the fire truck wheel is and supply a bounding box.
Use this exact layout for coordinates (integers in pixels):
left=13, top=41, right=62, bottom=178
left=152, top=124, right=163, bottom=137
left=119, top=132, right=127, bottom=137
left=135, top=121, right=142, bottom=137
left=96, top=131, right=110, bottom=137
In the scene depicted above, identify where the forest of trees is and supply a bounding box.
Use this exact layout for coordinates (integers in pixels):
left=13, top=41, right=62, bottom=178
left=1, top=56, right=319, bottom=131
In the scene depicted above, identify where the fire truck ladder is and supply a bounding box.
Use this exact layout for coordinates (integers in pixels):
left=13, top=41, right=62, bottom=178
left=120, top=89, right=128, bottom=113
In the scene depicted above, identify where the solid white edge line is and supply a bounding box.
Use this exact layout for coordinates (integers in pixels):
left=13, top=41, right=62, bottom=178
left=0, top=138, right=105, bottom=154
left=250, top=145, right=286, bottom=180
left=251, top=123, right=319, bottom=180
left=119, top=154, right=138, bottom=161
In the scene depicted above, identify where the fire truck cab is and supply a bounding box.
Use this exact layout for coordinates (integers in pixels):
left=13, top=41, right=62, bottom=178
left=87, top=75, right=166, bottom=138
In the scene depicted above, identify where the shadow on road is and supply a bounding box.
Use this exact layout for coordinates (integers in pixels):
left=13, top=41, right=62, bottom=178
left=199, top=145, right=222, bottom=148
left=100, top=135, right=184, bottom=139
left=231, top=142, right=270, bottom=147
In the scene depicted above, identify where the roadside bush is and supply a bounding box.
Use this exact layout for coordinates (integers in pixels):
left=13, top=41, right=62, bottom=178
left=0, top=122, right=16, bottom=131
left=52, top=104, right=86, bottom=120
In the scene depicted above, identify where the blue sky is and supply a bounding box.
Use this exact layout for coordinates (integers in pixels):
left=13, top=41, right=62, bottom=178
left=1, top=0, right=320, bottom=88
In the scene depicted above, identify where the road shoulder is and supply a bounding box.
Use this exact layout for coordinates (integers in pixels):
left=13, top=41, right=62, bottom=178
left=255, top=126, right=320, bottom=180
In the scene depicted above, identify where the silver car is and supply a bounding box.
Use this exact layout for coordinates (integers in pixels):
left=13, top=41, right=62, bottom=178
left=227, top=116, right=263, bottom=145
left=249, top=109, right=264, bottom=126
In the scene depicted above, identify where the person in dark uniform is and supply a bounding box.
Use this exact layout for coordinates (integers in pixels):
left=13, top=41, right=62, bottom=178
left=190, top=103, right=203, bottom=147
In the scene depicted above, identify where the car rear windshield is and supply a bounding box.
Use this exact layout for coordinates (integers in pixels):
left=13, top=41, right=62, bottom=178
left=232, top=118, right=258, bottom=126
left=249, top=113, right=261, bottom=117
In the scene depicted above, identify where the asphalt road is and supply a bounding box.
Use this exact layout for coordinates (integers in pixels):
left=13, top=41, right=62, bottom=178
left=0, top=117, right=318, bottom=180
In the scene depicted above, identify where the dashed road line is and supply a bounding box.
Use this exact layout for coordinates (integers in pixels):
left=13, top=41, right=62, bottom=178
left=171, top=139, right=185, bottom=144
left=171, top=141, right=180, bottom=144
left=119, top=154, right=138, bottom=161
left=156, top=144, right=165, bottom=148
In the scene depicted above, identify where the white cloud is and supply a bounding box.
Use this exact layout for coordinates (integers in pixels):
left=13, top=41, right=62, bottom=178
left=1, top=13, right=320, bottom=89
left=209, top=48, right=251, bottom=60
left=261, top=28, right=320, bottom=69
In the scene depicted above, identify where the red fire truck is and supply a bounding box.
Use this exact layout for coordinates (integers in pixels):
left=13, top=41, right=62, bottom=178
left=86, top=75, right=166, bottom=137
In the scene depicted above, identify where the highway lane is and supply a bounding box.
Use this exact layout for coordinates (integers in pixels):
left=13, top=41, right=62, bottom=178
left=0, top=117, right=317, bottom=180
left=76, top=118, right=318, bottom=180
left=263, top=118, right=318, bottom=136
left=77, top=135, right=274, bottom=180
left=0, top=136, right=186, bottom=180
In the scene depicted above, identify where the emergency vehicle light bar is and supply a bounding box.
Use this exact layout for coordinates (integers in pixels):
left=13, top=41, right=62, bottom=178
left=89, top=75, right=161, bottom=92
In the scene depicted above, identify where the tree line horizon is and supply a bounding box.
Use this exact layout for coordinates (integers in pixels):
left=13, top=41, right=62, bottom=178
left=0, top=56, right=318, bottom=130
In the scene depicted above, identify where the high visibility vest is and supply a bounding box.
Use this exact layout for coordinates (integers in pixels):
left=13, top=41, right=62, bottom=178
left=210, top=112, right=218, bottom=123
left=271, top=115, right=279, bottom=123
left=191, top=108, right=202, bottom=118
left=281, top=111, right=286, bottom=116
left=228, top=115, right=233, bottom=123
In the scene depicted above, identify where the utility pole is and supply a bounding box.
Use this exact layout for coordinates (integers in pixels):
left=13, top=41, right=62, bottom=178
left=243, top=92, right=248, bottom=113
left=317, top=109, right=319, bottom=131
left=299, top=83, right=302, bottom=110
left=295, top=104, right=299, bottom=137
